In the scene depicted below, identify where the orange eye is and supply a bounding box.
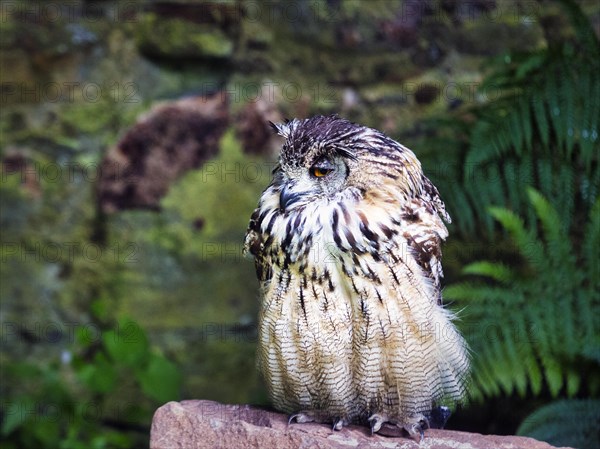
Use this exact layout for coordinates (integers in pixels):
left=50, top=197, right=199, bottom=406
left=311, top=167, right=333, bottom=178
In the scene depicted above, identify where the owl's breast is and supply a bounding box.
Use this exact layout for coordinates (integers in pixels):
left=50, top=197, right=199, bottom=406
left=252, top=190, right=372, bottom=417
left=251, top=195, right=469, bottom=430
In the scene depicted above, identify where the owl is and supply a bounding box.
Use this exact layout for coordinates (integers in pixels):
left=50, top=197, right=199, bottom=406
left=244, top=115, right=469, bottom=440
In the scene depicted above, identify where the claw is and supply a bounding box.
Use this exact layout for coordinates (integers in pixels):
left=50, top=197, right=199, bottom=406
left=332, top=417, right=345, bottom=431
left=403, top=414, right=429, bottom=443
left=288, top=412, right=315, bottom=426
left=368, top=413, right=387, bottom=435
left=289, top=411, right=348, bottom=432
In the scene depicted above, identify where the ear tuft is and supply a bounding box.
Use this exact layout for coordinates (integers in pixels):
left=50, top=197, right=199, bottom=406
left=269, top=121, right=291, bottom=138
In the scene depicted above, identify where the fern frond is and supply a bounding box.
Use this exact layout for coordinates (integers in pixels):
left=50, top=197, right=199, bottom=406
left=584, top=197, right=600, bottom=291
left=489, top=329, right=517, bottom=395
left=508, top=107, right=524, bottom=156
left=519, top=96, right=533, bottom=152
left=452, top=190, right=598, bottom=401
left=545, top=66, right=566, bottom=152
left=428, top=4, right=599, bottom=440
left=449, top=0, right=599, bottom=238
left=500, top=317, right=528, bottom=396
left=558, top=0, right=600, bottom=58
left=532, top=95, right=550, bottom=148
left=526, top=187, right=576, bottom=273
left=517, top=399, right=600, bottom=449
left=555, top=164, right=575, bottom=230
left=470, top=353, right=501, bottom=399
left=579, top=69, right=599, bottom=167
left=444, top=283, right=513, bottom=305
left=515, top=53, right=547, bottom=80
left=462, top=261, right=514, bottom=283
left=487, top=207, right=545, bottom=270
left=503, top=160, right=520, bottom=211
left=451, top=187, right=475, bottom=235
left=565, top=366, right=581, bottom=398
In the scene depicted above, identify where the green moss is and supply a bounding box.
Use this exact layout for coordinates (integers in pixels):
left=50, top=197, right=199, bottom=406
left=136, top=13, right=233, bottom=59
left=160, top=129, right=267, bottom=247
left=112, top=130, right=267, bottom=327
left=458, top=18, right=545, bottom=56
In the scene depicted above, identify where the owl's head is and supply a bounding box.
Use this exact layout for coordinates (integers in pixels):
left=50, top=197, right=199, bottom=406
left=270, top=115, right=424, bottom=212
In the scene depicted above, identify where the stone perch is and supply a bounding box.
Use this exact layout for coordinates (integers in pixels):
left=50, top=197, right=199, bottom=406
left=150, top=400, right=573, bottom=449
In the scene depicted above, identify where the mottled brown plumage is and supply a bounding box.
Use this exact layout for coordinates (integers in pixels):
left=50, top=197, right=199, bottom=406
left=244, top=115, right=469, bottom=440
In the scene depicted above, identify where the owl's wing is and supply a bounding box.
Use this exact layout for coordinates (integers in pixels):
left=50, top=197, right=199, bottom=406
left=336, top=187, right=467, bottom=415
left=401, top=176, right=451, bottom=305
left=421, top=175, right=451, bottom=224
left=244, top=208, right=272, bottom=283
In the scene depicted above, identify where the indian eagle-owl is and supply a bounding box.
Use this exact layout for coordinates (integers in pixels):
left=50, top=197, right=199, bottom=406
left=244, top=115, right=469, bottom=440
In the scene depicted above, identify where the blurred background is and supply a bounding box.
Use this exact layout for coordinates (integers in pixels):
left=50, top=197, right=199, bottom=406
left=1, top=0, right=598, bottom=448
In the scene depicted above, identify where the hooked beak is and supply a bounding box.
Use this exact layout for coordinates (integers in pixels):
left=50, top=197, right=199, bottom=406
left=279, top=184, right=307, bottom=211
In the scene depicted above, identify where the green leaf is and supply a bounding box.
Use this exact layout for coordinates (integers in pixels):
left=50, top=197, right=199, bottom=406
left=32, top=419, right=60, bottom=447
left=136, top=354, right=181, bottom=403
left=75, top=325, right=101, bottom=348
left=103, top=319, right=149, bottom=367
left=1, top=399, right=34, bottom=435
left=76, top=353, right=117, bottom=394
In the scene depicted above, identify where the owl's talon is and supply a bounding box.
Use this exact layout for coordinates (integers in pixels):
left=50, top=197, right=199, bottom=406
left=403, top=414, right=429, bottom=443
left=368, top=413, right=387, bottom=435
left=288, top=412, right=315, bottom=426
left=289, top=411, right=347, bottom=431
left=332, top=417, right=345, bottom=431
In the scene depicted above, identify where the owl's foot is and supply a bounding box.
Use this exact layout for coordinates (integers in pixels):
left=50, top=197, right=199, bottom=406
left=288, top=411, right=348, bottom=431
left=332, top=417, right=349, bottom=431
left=368, top=413, right=388, bottom=435
left=288, top=412, right=315, bottom=425
left=368, top=413, right=429, bottom=442
left=403, top=414, right=429, bottom=442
